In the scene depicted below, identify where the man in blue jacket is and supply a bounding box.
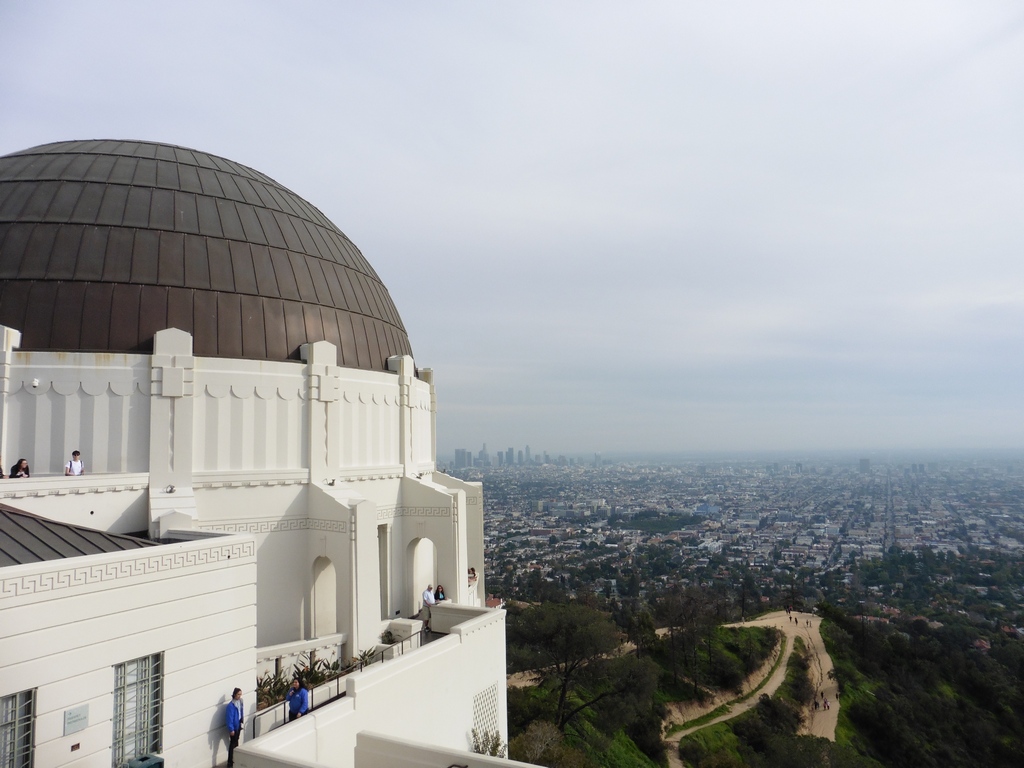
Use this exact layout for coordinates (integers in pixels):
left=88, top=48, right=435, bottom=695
left=226, top=687, right=244, bottom=767
left=286, top=678, right=309, bottom=722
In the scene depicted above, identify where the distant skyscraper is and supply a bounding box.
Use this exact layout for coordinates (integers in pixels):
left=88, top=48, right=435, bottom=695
left=506, top=447, right=514, bottom=466
left=525, top=445, right=531, bottom=463
left=518, top=449, right=524, bottom=465
left=594, top=452, right=601, bottom=468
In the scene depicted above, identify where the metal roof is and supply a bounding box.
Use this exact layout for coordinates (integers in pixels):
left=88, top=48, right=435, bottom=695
left=0, top=504, right=156, bottom=567
left=0, top=140, right=412, bottom=371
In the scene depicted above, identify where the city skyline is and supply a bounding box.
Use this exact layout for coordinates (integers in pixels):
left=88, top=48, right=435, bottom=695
left=442, top=441, right=1023, bottom=468
left=2, top=2, right=1023, bottom=453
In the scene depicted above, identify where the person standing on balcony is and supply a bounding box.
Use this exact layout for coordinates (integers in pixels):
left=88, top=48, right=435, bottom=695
left=287, top=678, right=309, bottom=722
left=434, top=584, right=446, bottom=602
left=226, top=687, right=244, bottom=767
left=65, top=450, right=85, bottom=476
left=422, top=583, right=437, bottom=631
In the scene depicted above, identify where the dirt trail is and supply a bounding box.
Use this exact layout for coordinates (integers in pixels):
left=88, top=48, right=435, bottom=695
left=664, top=611, right=838, bottom=768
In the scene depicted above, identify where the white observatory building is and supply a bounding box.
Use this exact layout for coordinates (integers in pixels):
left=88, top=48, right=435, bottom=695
left=0, top=141, right=508, bottom=768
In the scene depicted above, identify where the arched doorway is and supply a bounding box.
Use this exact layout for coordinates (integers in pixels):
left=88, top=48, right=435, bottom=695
left=312, top=556, right=337, bottom=637
left=406, top=537, right=437, bottom=618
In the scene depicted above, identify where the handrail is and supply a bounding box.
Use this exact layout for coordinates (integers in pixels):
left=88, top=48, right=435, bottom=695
left=252, top=628, right=434, bottom=738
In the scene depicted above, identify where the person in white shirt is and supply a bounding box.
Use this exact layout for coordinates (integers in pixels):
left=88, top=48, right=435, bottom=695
left=65, top=450, right=85, bottom=476
left=422, top=584, right=437, bottom=631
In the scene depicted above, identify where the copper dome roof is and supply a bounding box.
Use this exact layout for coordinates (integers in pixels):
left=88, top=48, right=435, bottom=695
left=0, top=140, right=412, bottom=370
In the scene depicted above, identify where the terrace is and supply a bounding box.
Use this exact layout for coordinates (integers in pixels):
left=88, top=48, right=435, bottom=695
left=236, top=603, right=509, bottom=768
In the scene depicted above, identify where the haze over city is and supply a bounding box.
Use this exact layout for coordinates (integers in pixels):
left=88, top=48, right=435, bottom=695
left=2, top=1, right=1022, bottom=455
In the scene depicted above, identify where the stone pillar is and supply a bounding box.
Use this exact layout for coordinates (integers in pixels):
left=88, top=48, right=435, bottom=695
left=0, top=325, right=22, bottom=473
left=148, top=328, right=197, bottom=537
left=419, top=367, right=436, bottom=468
left=387, top=355, right=415, bottom=472
left=301, top=340, right=341, bottom=481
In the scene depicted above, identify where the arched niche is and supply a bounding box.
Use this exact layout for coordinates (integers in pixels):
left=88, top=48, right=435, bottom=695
left=312, top=556, right=337, bottom=638
left=405, top=537, right=437, bottom=618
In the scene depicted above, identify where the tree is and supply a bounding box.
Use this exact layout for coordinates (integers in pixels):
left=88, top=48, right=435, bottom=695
left=626, top=608, right=657, bottom=659
left=508, top=602, right=657, bottom=732
left=655, top=585, right=715, bottom=695
left=508, top=721, right=594, bottom=768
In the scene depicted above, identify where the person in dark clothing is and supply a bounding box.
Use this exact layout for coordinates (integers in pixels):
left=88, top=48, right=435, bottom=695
left=9, top=459, right=29, bottom=478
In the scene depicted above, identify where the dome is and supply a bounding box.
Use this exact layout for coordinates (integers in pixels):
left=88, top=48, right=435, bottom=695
left=0, top=140, right=412, bottom=370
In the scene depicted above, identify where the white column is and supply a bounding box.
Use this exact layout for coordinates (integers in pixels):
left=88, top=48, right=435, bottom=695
left=0, top=324, right=22, bottom=472
left=387, top=355, right=415, bottom=473
left=302, top=340, right=341, bottom=481
left=420, top=367, right=436, bottom=468
left=148, top=328, right=197, bottom=536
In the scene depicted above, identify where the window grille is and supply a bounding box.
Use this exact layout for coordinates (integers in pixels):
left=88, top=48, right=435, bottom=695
left=0, top=690, right=34, bottom=768
left=472, top=683, right=499, bottom=737
left=112, top=654, right=162, bottom=767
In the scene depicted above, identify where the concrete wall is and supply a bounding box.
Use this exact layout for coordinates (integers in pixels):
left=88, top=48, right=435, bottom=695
left=0, top=330, right=432, bottom=483
left=192, top=358, right=308, bottom=471
left=1, top=350, right=151, bottom=475
left=355, top=732, right=531, bottom=768
left=0, top=533, right=257, bottom=768
left=0, top=474, right=150, bottom=534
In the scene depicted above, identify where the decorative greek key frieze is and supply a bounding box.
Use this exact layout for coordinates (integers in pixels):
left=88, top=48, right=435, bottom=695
left=0, top=540, right=255, bottom=598
left=198, top=518, right=347, bottom=534
left=375, top=506, right=452, bottom=520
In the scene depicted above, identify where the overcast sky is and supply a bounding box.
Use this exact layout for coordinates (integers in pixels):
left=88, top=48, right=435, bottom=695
left=2, top=2, right=1023, bottom=457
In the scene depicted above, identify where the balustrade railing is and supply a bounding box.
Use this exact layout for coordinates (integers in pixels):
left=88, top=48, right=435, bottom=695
left=253, top=628, right=431, bottom=737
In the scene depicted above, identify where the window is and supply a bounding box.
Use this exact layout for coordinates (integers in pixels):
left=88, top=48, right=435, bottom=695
left=0, top=690, right=34, bottom=768
left=112, top=654, right=162, bottom=767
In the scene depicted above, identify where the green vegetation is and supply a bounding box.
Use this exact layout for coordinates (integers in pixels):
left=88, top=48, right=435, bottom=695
left=507, top=601, right=665, bottom=767
left=735, top=635, right=785, bottom=703
left=679, top=694, right=881, bottom=768
left=610, top=510, right=703, bottom=535
left=666, top=703, right=732, bottom=736
left=508, top=544, right=1024, bottom=767
left=666, top=631, right=785, bottom=737
left=776, top=636, right=814, bottom=707
left=653, top=586, right=778, bottom=696
left=508, top=599, right=780, bottom=768
left=818, top=601, right=1024, bottom=767
left=255, top=651, right=353, bottom=711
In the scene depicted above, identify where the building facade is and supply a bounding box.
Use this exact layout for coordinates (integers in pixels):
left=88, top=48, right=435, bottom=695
left=0, top=141, right=506, bottom=768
